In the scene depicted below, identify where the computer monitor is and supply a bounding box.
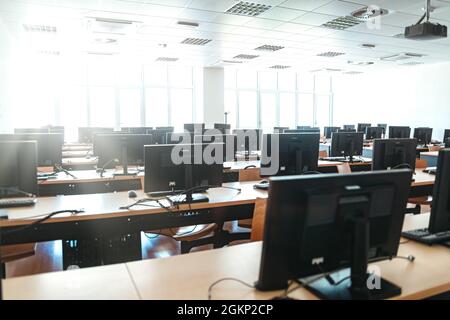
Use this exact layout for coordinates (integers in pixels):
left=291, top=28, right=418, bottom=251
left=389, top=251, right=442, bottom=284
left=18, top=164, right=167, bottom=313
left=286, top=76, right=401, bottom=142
left=444, top=129, right=450, bottom=144
left=233, top=129, right=262, bottom=160
left=337, top=128, right=356, bottom=133
left=427, top=149, right=450, bottom=233
left=343, top=124, right=355, bottom=130
left=144, top=143, right=223, bottom=204
left=260, top=133, right=320, bottom=177
left=93, top=134, right=153, bottom=176
left=166, top=132, right=193, bottom=144
left=285, top=128, right=320, bottom=134
left=194, top=134, right=237, bottom=162
left=155, top=126, right=174, bottom=131
left=214, top=123, right=231, bottom=134
left=388, top=126, right=411, bottom=139
left=413, top=127, right=433, bottom=146
left=146, top=128, right=172, bottom=144
left=256, top=169, right=413, bottom=300
left=377, top=124, right=387, bottom=135
left=121, top=127, right=153, bottom=134
left=273, top=127, right=289, bottom=133
left=78, top=127, right=114, bottom=143
left=365, top=127, right=384, bottom=140
left=0, top=141, right=38, bottom=197
left=324, top=127, right=340, bottom=139
left=0, top=133, right=63, bottom=167
left=297, top=126, right=312, bottom=130
left=357, top=123, right=372, bottom=134
left=372, top=139, right=417, bottom=171
left=330, top=132, right=364, bottom=161
left=446, top=138, right=450, bottom=148
left=184, top=123, right=205, bottom=134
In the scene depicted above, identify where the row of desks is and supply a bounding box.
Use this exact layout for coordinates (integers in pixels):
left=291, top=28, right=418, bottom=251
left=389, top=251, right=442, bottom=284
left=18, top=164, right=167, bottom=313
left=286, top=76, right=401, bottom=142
left=3, top=213, right=450, bottom=300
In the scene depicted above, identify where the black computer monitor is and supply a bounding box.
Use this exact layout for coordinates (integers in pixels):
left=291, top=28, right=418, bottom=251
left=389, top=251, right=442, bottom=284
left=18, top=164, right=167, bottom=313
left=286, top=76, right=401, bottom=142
left=365, top=127, right=384, bottom=140
left=146, top=128, right=172, bottom=144
left=446, top=138, right=450, bottom=148
left=78, top=127, right=114, bottom=143
left=290, top=127, right=320, bottom=134
left=233, top=129, right=262, bottom=160
left=184, top=123, right=205, bottom=134
left=194, top=134, right=237, bottom=162
left=297, top=126, right=312, bottom=130
left=377, top=124, right=387, bottom=135
left=260, top=133, right=320, bottom=177
left=0, top=141, right=38, bottom=197
left=121, top=127, right=153, bottom=134
left=214, top=123, right=231, bottom=134
left=427, top=149, right=450, bottom=233
left=144, top=143, right=223, bottom=204
left=343, top=124, right=355, bottom=130
left=330, top=132, right=364, bottom=161
left=357, top=123, right=371, bottom=134
left=256, top=169, right=413, bottom=300
left=0, top=133, right=63, bottom=167
left=444, top=129, right=450, bottom=144
left=372, top=139, right=417, bottom=171
left=166, top=132, right=193, bottom=144
left=273, top=127, right=289, bottom=133
left=337, top=128, right=356, bottom=133
left=93, top=134, right=153, bottom=176
left=388, top=126, right=410, bottom=139
left=413, top=127, right=433, bottom=146
left=324, top=126, right=340, bottom=139
left=155, top=126, right=174, bottom=131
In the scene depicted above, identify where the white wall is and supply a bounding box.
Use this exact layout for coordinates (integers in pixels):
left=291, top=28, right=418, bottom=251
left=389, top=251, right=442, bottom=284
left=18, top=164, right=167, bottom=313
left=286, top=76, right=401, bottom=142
left=203, top=67, right=224, bottom=127
left=332, top=62, right=450, bottom=140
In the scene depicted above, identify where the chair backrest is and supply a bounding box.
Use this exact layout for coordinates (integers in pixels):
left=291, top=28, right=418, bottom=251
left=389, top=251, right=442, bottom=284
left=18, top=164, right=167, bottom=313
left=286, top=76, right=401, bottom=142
left=415, top=158, right=428, bottom=169
left=336, top=163, right=351, bottom=174
left=238, top=167, right=261, bottom=182
left=250, top=198, right=267, bottom=242
left=319, top=150, right=328, bottom=158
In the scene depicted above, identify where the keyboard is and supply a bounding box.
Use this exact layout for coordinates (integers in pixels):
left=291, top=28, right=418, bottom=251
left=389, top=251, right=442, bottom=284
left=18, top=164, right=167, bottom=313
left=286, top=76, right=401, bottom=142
left=320, top=157, right=346, bottom=162
left=0, top=198, right=37, bottom=208
left=401, top=228, right=450, bottom=245
left=423, top=167, right=437, bottom=175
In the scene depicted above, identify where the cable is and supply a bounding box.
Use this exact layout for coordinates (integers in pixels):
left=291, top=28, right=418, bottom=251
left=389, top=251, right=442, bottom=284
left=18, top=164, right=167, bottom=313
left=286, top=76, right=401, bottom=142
left=391, top=163, right=412, bottom=170
left=54, top=164, right=77, bottom=179
left=96, top=158, right=119, bottom=177
left=3, top=209, right=84, bottom=236
left=208, top=277, right=255, bottom=300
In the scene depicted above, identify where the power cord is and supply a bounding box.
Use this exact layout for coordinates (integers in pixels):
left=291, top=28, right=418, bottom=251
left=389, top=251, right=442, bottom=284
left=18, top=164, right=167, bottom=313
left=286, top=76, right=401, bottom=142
left=96, top=158, right=119, bottom=177
left=208, top=278, right=255, bottom=300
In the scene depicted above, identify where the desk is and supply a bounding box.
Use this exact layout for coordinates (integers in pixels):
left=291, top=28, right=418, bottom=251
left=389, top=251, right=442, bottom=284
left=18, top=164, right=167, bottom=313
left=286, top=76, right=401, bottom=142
left=62, top=157, right=98, bottom=170
left=62, top=150, right=92, bottom=158
left=4, top=214, right=450, bottom=300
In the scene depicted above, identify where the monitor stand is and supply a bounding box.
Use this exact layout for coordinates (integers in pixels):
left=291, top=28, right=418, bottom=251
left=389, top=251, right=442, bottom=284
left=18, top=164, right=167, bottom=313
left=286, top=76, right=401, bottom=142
left=113, top=145, right=139, bottom=177
left=304, top=196, right=401, bottom=300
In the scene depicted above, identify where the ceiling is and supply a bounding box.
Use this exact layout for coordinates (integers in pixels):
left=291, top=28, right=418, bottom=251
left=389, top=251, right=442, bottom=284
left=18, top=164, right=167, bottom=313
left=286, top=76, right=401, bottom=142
left=2, top=0, right=450, bottom=73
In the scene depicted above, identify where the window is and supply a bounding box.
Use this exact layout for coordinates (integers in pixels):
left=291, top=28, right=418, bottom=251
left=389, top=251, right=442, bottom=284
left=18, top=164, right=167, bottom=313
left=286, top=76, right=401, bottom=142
left=60, top=86, right=87, bottom=128
left=315, top=94, right=331, bottom=128
left=279, top=93, right=296, bottom=128
left=170, top=88, right=193, bottom=131
left=89, top=87, right=116, bottom=127
left=238, top=91, right=257, bottom=128
left=237, top=70, right=257, bottom=89
left=119, top=89, right=141, bottom=127
left=298, top=93, right=314, bottom=126
left=224, top=90, right=237, bottom=130
left=259, top=72, right=277, bottom=91
left=260, top=92, right=277, bottom=131
left=278, top=72, right=296, bottom=91
left=145, top=88, right=168, bottom=127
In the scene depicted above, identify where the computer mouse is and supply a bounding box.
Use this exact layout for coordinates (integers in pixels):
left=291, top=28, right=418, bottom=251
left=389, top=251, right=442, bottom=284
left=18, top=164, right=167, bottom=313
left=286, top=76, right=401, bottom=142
left=128, top=190, right=138, bottom=198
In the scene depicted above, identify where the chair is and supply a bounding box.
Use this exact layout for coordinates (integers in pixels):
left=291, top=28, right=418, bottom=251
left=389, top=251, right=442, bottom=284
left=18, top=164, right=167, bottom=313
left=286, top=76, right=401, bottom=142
left=336, top=163, right=351, bottom=174
left=319, top=150, right=328, bottom=158
left=407, top=158, right=432, bottom=214
left=250, top=198, right=267, bottom=242
left=237, top=168, right=261, bottom=229
left=1, top=243, right=36, bottom=278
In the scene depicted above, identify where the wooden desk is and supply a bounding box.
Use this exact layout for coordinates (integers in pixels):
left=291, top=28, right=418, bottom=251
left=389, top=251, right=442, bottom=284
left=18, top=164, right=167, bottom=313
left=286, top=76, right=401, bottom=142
left=4, top=214, right=449, bottom=300
left=62, top=157, right=98, bottom=170
left=62, top=150, right=92, bottom=158
left=3, top=264, right=139, bottom=300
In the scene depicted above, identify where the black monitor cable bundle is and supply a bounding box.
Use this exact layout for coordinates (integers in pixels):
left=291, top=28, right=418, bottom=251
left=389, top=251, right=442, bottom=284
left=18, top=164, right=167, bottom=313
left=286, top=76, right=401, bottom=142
left=96, top=158, right=119, bottom=177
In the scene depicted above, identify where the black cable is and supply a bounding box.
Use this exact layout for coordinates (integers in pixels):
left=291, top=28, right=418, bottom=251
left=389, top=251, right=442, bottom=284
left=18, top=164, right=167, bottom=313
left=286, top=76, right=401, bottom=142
left=54, top=164, right=77, bottom=179
left=391, top=163, right=412, bottom=170
left=3, top=209, right=84, bottom=236
left=96, top=158, right=119, bottom=177
left=208, top=277, right=255, bottom=300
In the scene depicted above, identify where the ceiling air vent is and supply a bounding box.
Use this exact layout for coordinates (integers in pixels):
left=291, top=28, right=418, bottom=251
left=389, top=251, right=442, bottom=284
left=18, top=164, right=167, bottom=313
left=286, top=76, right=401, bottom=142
left=255, top=44, right=284, bottom=51
left=226, top=1, right=272, bottom=17
left=380, top=52, right=425, bottom=61
left=222, top=60, right=243, bottom=64
left=23, top=24, right=57, bottom=33
left=351, top=6, right=389, bottom=21
left=156, top=57, right=179, bottom=62
left=400, top=62, right=424, bottom=66
left=317, top=51, right=345, bottom=57
left=343, top=71, right=364, bottom=75
left=233, top=54, right=259, bottom=59
left=360, top=43, right=376, bottom=49
left=36, top=50, right=60, bottom=56
left=348, top=60, right=374, bottom=66
left=181, top=38, right=212, bottom=45
left=177, top=21, right=199, bottom=27
left=321, top=16, right=361, bottom=30
left=270, top=65, right=291, bottom=69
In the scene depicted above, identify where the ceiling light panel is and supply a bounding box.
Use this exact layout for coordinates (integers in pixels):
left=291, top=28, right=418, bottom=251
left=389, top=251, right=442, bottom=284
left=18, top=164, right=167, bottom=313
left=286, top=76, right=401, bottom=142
left=233, top=54, right=259, bottom=59
left=270, top=65, right=291, bottom=69
left=254, top=44, right=284, bottom=51
left=321, top=16, right=361, bottom=30
left=181, top=38, right=212, bottom=45
left=380, top=52, right=425, bottom=61
left=23, top=24, right=57, bottom=33
left=156, top=57, right=179, bottom=62
left=226, top=1, right=272, bottom=17
left=317, top=51, right=346, bottom=57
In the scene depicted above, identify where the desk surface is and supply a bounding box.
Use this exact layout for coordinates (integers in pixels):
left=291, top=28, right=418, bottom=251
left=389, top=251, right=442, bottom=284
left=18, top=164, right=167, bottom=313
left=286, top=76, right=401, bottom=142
left=38, top=169, right=143, bottom=185
left=4, top=213, right=450, bottom=300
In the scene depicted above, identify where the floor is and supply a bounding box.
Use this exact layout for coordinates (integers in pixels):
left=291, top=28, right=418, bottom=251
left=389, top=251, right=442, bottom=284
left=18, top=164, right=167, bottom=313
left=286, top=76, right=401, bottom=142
left=5, top=221, right=249, bottom=277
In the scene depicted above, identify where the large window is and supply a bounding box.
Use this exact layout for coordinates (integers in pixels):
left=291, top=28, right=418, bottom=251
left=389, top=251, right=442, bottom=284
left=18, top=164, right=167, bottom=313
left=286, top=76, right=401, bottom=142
left=225, top=69, right=333, bottom=130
